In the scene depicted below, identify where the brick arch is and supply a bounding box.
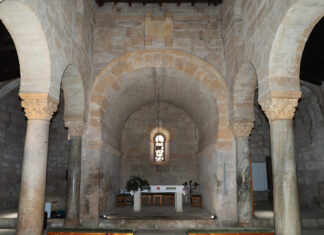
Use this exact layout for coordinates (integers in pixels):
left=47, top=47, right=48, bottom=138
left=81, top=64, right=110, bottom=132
left=0, top=0, right=51, bottom=96
left=265, top=0, right=324, bottom=101
left=88, top=49, right=232, bottom=149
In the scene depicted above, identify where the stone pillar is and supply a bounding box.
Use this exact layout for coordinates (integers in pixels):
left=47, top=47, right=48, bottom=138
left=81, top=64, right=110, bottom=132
left=133, top=191, right=141, bottom=212
left=16, top=93, right=58, bottom=235
left=232, top=121, right=254, bottom=226
left=261, top=97, right=301, bottom=235
left=64, top=120, right=84, bottom=227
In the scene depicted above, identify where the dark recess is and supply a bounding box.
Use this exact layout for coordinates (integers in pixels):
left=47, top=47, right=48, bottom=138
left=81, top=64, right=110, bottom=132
left=0, top=20, right=20, bottom=82
left=300, top=17, right=324, bottom=86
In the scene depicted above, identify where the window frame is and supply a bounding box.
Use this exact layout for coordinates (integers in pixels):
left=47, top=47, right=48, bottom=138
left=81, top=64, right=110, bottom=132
left=150, top=127, right=170, bottom=165
left=153, top=133, right=166, bottom=162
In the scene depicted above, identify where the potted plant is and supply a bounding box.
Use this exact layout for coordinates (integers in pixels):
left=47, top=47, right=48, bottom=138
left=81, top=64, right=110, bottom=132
left=125, top=175, right=151, bottom=194
left=125, top=175, right=150, bottom=212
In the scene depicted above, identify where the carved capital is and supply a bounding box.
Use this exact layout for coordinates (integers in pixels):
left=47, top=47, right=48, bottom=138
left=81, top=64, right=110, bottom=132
left=260, top=97, right=299, bottom=121
left=232, top=122, right=254, bottom=137
left=19, top=93, right=58, bottom=120
left=65, top=120, right=84, bottom=136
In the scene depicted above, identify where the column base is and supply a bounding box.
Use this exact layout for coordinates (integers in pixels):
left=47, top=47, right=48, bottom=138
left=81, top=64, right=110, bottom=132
left=64, top=219, right=79, bottom=227
left=237, top=222, right=250, bottom=227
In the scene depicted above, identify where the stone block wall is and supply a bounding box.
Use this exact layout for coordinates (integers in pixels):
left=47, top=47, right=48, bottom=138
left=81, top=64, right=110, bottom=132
left=0, top=88, right=26, bottom=210
left=18, top=0, right=96, bottom=103
left=93, top=3, right=225, bottom=80
left=121, top=101, right=199, bottom=188
left=249, top=82, right=324, bottom=209
left=221, top=0, right=306, bottom=100
left=46, top=96, right=70, bottom=210
left=294, top=82, right=324, bottom=210
left=99, top=149, right=121, bottom=213
left=0, top=86, right=70, bottom=211
left=198, top=144, right=236, bottom=225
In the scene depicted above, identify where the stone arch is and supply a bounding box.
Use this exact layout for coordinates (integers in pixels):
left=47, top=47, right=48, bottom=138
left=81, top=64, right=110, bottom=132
left=265, top=0, right=324, bottom=100
left=0, top=0, right=51, bottom=95
left=88, top=49, right=232, bottom=150
left=61, top=64, right=85, bottom=121
left=232, top=63, right=258, bottom=124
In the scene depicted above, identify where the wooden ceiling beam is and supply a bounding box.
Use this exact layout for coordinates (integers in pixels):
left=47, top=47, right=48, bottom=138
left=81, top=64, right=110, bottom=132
left=95, top=0, right=223, bottom=6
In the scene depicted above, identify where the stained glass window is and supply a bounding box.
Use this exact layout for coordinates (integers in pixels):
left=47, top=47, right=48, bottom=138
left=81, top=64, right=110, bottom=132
left=154, top=133, right=165, bottom=162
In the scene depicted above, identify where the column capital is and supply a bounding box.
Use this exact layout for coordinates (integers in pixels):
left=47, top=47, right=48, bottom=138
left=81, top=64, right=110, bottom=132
left=19, top=93, right=58, bottom=121
left=65, top=120, right=84, bottom=136
left=232, top=121, right=254, bottom=137
left=259, top=97, right=299, bottom=121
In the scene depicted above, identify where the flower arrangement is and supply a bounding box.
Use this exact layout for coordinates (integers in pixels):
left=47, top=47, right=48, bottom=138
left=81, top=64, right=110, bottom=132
left=125, top=175, right=151, bottom=194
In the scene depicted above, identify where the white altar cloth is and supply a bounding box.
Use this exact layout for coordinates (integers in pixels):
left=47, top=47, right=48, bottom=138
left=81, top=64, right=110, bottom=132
left=142, top=185, right=186, bottom=195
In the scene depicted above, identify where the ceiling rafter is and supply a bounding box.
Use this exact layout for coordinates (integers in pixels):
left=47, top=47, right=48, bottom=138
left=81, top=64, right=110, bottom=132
left=95, top=0, right=223, bottom=7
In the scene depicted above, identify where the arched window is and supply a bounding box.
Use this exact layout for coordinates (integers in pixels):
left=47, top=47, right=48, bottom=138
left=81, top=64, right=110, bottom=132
left=150, top=127, right=170, bottom=164
left=154, top=133, right=166, bottom=162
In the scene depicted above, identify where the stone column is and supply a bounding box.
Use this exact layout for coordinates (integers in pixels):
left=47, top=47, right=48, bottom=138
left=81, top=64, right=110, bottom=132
left=261, top=97, right=301, bottom=235
left=16, top=93, right=58, bottom=235
left=64, top=120, right=84, bottom=227
left=232, top=121, right=254, bottom=226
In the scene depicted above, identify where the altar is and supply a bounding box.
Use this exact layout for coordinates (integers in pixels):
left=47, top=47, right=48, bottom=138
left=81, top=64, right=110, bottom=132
left=132, top=185, right=185, bottom=212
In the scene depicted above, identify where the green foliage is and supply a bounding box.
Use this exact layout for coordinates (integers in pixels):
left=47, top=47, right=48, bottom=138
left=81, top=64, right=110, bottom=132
left=125, top=175, right=151, bottom=192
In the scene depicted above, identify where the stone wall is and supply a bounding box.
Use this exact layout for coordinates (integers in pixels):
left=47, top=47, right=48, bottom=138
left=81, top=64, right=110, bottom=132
left=121, top=101, right=199, bottom=188
left=99, top=148, right=121, bottom=213
left=198, top=144, right=236, bottom=225
left=294, top=82, right=324, bottom=210
left=93, top=3, right=225, bottom=80
left=249, top=103, right=271, bottom=203
left=22, top=0, right=96, bottom=100
left=0, top=86, right=70, bottom=211
left=0, top=88, right=26, bottom=210
left=249, top=82, right=324, bottom=209
left=221, top=0, right=300, bottom=98
left=45, top=95, right=70, bottom=210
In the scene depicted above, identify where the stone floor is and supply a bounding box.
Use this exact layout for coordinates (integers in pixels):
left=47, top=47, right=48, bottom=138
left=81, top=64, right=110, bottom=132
left=0, top=210, right=17, bottom=219
left=105, top=205, right=211, bottom=219
left=1, top=206, right=324, bottom=234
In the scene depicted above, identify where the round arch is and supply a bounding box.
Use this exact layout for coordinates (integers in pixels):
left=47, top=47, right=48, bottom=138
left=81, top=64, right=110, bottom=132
left=88, top=49, right=232, bottom=150
left=0, top=0, right=51, bottom=95
left=61, top=64, right=85, bottom=121
left=149, top=126, right=170, bottom=164
left=266, top=0, right=324, bottom=100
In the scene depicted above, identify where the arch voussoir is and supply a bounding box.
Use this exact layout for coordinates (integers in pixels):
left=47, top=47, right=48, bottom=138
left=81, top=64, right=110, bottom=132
left=89, top=49, right=231, bottom=147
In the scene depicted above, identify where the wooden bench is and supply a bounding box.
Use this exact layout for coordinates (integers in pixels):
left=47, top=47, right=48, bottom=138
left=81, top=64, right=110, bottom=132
left=187, top=228, right=274, bottom=235
left=47, top=228, right=134, bottom=235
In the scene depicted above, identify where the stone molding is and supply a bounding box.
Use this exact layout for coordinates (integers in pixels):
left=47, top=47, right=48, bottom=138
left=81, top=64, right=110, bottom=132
left=19, top=93, right=58, bottom=120
left=65, top=120, right=84, bottom=136
left=232, top=122, right=254, bottom=137
left=260, top=97, right=299, bottom=121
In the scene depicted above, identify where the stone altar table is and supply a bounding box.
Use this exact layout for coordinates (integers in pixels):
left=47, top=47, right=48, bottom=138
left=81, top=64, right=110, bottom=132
left=133, top=185, right=185, bottom=212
